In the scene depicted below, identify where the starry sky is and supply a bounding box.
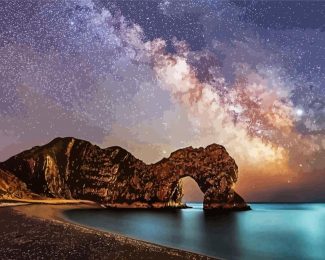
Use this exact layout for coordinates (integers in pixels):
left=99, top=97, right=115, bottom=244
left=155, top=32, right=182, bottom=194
left=0, top=0, right=324, bottom=202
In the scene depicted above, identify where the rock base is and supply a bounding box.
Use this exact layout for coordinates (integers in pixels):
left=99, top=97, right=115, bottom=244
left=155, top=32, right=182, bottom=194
left=104, top=201, right=189, bottom=209
left=204, top=203, right=251, bottom=211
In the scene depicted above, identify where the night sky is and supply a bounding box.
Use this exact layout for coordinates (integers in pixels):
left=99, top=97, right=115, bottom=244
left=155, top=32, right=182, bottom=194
left=0, top=1, right=324, bottom=201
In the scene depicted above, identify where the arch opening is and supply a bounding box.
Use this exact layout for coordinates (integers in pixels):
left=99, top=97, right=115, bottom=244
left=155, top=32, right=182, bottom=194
left=179, top=176, right=204, bottom=204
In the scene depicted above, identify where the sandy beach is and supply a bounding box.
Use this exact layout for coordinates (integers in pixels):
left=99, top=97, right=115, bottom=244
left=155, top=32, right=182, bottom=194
left=0, top=201, right=215, bottom=260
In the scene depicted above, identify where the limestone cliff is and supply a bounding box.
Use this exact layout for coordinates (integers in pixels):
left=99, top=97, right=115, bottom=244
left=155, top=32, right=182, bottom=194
left=0, top=168, right=40, bottom=199
left=0, top=137, right=249, bottom=210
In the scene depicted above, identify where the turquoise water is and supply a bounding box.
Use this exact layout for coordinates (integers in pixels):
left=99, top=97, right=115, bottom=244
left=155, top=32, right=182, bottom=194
left=64, top=203, right=325, bottom=259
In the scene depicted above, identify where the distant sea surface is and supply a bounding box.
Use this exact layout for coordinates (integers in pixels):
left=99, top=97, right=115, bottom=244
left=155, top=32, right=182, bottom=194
left=64, top=203, right=325, bottom=259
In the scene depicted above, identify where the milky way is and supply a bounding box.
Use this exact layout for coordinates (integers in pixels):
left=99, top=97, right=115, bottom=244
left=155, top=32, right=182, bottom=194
left=0, top=0, right=324, bottom=201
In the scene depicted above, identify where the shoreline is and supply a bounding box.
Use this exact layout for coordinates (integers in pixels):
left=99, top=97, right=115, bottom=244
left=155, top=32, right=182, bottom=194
left=0, top=201, right=216, bottom=260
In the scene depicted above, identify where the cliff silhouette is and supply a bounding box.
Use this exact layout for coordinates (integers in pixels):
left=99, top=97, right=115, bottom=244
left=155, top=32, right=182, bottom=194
left=0, top=137, right=249, bottom=210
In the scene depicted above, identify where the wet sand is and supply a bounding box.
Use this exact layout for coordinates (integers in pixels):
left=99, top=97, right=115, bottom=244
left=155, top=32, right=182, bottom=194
left=0, top=202, right=216, bottom=260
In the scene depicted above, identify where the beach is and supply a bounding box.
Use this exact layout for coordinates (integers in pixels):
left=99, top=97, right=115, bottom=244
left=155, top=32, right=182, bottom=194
left=0, top=201, right=215, bottom=260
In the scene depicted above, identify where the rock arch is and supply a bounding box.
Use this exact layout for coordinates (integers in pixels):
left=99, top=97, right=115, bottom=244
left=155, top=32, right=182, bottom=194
left=149, top=144, right=249, bottom=210
left=0, top=137, right=250, bottom=210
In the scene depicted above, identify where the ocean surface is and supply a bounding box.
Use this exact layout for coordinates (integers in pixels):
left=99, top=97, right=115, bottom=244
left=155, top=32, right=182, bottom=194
left=64, top=203, right=325, bottom=259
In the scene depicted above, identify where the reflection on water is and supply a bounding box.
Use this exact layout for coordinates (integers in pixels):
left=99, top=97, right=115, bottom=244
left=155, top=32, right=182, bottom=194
left=64, top=203, right=325, bottom=259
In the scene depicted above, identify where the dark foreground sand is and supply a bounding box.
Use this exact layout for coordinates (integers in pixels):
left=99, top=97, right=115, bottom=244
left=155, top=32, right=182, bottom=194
left=0, top=203, right=216, bottom=260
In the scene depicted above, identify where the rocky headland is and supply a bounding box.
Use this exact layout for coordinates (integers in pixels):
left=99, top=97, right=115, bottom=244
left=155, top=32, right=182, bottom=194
left=0, top=137, right=249, bottom=211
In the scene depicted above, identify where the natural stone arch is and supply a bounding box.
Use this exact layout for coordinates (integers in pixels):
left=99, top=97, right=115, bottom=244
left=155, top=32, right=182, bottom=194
left=0, top=137, right=249, bottom=210
left=149, top=144, right=248, bottom=210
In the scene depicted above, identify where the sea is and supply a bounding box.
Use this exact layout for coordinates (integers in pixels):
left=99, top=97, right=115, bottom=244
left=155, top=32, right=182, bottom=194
left=64, top=203, right=325, bottom=259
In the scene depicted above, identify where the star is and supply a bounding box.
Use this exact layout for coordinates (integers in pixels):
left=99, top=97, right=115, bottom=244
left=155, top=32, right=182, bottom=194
left=296, top=108, right=304, bottom=117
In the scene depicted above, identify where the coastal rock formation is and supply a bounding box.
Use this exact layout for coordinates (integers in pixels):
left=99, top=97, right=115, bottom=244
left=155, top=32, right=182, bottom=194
left=0, top=168, right=40, bottom=199
left=0, top=137, right=249, bottom=210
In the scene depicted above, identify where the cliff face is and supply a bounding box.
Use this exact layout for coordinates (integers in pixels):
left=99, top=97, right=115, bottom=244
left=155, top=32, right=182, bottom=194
left=0, top=137, right=249, bottom=210
left=0, top=168, right=40, bottom=199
